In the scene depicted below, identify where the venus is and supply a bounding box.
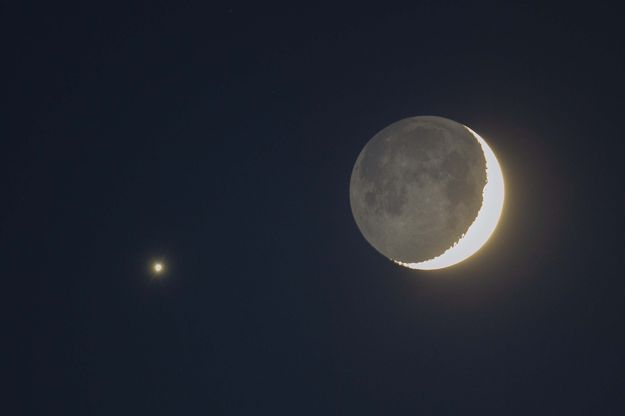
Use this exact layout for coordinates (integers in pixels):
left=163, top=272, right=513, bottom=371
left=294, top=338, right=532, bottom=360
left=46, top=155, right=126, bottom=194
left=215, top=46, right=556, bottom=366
left=152, top=261, right=165, bottom=275
left=349, top=116, right=504, bottom=270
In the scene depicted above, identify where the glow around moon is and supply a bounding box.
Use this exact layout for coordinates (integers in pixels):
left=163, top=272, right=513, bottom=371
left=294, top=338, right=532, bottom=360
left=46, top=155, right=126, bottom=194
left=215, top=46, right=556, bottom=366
left=394, top=126, right=504, bottom=270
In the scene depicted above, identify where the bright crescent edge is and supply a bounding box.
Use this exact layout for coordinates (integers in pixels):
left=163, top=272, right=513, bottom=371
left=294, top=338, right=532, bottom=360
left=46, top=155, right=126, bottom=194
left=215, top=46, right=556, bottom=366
left=393, top=126, right=505, bottom=270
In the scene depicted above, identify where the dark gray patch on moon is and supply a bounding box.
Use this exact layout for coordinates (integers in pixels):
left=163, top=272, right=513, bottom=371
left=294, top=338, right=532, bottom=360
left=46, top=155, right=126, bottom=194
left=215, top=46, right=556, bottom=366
left=349, top=116, right=487, bottom=263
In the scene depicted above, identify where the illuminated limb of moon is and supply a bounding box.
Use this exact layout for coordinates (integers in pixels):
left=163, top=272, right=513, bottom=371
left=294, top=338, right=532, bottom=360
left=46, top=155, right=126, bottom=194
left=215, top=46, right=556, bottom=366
left=393, top=126, right=505, bottom=270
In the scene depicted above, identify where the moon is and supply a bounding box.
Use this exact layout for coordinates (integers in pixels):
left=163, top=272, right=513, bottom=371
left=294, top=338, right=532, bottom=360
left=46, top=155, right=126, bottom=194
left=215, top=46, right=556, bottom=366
left=349, top=116, right=504, bottom=270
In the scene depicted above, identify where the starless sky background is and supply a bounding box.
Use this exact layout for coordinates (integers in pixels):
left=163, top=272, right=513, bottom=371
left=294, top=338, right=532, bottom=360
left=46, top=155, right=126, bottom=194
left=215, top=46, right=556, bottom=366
left=4, top=2, right=625, bottom=414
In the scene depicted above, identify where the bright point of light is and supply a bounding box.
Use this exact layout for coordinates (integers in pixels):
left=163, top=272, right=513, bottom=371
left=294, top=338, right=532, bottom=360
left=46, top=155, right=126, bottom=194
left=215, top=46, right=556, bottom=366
left=393, top=126, right=505, bottom=270
left=153, top=262, right=164, bottom=273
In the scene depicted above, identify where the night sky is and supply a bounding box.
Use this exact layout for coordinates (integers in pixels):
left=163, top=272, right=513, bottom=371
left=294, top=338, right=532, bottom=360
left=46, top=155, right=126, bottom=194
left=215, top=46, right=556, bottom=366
left=6, top=3, right=625, bottom=414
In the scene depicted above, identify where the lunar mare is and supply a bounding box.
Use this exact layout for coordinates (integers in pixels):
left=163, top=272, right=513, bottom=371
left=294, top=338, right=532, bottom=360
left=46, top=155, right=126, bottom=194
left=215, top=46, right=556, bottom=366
left=349, top=116, right=504, bottom=270
left=394, top=127, right=504, bottom=270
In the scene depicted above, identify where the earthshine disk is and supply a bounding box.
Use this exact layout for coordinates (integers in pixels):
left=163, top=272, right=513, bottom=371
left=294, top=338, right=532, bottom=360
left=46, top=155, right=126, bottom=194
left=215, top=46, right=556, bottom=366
left=349, top=116, right=504, bottom=270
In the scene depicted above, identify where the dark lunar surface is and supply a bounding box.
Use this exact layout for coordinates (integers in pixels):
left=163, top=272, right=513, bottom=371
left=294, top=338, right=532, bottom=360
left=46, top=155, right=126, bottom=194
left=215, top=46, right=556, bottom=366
left=350, top=116, right=487, bottom=263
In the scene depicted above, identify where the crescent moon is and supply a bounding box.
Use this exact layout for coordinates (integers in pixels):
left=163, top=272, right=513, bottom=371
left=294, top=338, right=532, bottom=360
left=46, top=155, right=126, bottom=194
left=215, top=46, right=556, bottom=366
left=393, top=126, right=505, bottom=270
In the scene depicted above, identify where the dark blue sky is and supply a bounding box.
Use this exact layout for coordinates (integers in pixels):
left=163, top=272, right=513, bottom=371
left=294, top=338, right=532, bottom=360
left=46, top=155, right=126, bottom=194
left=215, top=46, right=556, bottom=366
left=5, top=3, right=625, bottom=414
